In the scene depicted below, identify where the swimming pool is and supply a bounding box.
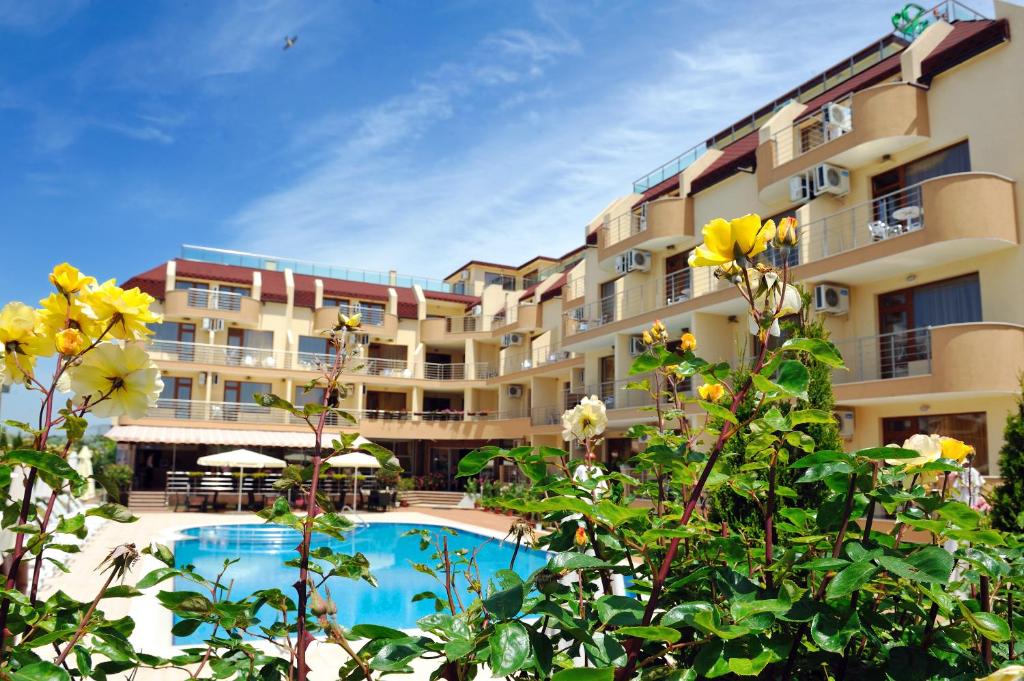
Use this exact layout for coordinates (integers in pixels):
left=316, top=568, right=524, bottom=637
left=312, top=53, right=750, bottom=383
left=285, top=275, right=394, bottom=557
left=171, top=522, right=549, bottom=644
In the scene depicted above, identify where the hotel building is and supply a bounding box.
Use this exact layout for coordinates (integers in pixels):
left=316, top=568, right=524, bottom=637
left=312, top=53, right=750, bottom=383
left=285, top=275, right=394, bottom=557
left=110, top=1, right=1024, bottom=492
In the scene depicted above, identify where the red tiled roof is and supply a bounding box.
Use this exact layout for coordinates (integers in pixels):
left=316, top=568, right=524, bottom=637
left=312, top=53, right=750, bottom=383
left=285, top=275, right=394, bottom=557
left=634, top=174, right=680, bottom=206
left=123, top=262, right=165, bottom=299
left=688, top=131, right=759, bottom=196
left=174, top=259, right=256, bottom=286
left=920, top=19, right=1009, bottom=82
left=425, top=290, right=479, bottom=305
left=539, top=272, right=568, bottom=303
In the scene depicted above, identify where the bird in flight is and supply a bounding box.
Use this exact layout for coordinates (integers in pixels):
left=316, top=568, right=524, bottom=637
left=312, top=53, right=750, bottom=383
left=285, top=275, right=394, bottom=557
left=283, top=36, right=298, bottom=50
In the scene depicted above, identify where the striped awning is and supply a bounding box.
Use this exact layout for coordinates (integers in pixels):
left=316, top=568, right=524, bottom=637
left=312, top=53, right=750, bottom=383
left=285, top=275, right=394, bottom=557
left=105, top=425, right=319, bottom=448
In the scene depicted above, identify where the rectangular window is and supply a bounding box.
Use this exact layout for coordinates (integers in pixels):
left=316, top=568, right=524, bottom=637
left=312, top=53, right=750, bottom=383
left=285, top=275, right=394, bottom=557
left=665, top=251, right=691, bottom=305
left=883, top=412, right=989, bottom=473
left=223, top=381, right=272, bottom=404
left=600, top=280, right=617, bottom=324
left=323, top=297, right=350, bottom=308
left=877, top=273, right=981, bottom=378
left=484, top=272, right=517, bottom=291
left=355, top=302, right=386, bottom=325
left=871, top=141, right=970, bottom=227
left=297, top=335, right=334, bottom=367
left=153, top=322, right=196, bottom=360
left=175, top=281, right=209, bottom=290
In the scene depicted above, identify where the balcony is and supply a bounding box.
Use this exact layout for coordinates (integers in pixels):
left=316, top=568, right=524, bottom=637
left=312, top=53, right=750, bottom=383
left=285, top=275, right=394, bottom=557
left=500, top=343, right=578, bottom=377
left=148, top=340, right=493, bottom=382
left=164, top=288, right=260, bottom=327
left=313, top=305, right=398, bottom=338
left=419, top=315, right=490, bottom=342
left=794, top=172, right=1018, bottom=284
left=563, top=276, right=585, bottom=307
left=758, top=82, right=930, bottom=199
left=492, top=304, right=541, bottom=336
left=132, top=399, right=530, bottom=439
left=598, top=198, right=692, bottom=267
left=832, top=323, right=1024, bottom=404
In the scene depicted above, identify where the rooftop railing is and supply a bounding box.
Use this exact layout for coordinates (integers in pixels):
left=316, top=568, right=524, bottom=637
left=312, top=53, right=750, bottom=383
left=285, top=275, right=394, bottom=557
left=445, top=315, right=484, bottom=334
left=633, top=143, right=709, bottom=193
left=831, top=327, right=932, bottom=384
left=181, top=245, right=452, bottom=293
left=602, top=210, right=646, bottom=247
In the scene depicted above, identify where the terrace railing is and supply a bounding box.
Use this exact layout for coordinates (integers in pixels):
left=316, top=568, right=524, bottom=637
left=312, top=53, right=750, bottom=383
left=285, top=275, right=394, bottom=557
left=184, top=288, right=244, bottom=312
left=770, top=95, right=854, bottom=165
left=501, top=344, right=574, bottom=375
left=831, top=327, right=932, bottom=384
left=602, top=210, right=646, bottom=247
left=446, top=315, right=482, bottom=333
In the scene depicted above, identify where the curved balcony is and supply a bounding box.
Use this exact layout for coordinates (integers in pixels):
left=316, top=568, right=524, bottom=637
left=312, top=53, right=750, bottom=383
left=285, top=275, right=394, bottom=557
left=420, top=315, right=489, bottom=342
left=492, top=304, right=541, bottom=337
left=164, top=289, right=260, bottom=327
left=597, top=197, right=692, bottom=268
left=833, top=323, right=1024, bottom=404
left=758, top=81, right=930, bottom=199
left=313, top=306, right=398, bottom=338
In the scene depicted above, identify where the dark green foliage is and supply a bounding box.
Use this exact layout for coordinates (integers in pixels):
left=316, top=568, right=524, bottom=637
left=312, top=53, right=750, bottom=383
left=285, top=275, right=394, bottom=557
left=990, top=376, right=1024, bottom=531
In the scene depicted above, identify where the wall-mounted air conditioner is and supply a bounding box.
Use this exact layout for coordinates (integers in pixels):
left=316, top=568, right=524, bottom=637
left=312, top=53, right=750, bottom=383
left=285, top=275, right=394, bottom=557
left=813, top=284, right=850, bottom=315
left=460, top=270, right=470, bottom=280
left=823, top=102, right=852, bottom=141
left=506, top=384, right=524, bottom=398
left=836, top=409, right=855, bottom=439
left=812, top=163, right=850, bottom=196
left=502, top=333, right=524, bottom=346
left=789, top=173, right=811, bottom=203
left=615, top=249, right=652, bottom=274
left=629, top=336, right=646, bottom=356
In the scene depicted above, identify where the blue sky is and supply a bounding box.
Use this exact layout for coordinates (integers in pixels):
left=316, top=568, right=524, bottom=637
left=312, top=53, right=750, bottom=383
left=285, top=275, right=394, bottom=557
left=0, top=0, right=996, bottom=426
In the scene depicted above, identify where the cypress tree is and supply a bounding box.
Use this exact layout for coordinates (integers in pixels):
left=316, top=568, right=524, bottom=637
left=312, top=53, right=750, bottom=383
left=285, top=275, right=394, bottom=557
left=990, top=376, right=1024, bottom=532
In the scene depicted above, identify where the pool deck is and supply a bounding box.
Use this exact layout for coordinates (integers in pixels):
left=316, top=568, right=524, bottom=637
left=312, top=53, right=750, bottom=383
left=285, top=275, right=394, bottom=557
left=41, top=507, right=519, bottom=680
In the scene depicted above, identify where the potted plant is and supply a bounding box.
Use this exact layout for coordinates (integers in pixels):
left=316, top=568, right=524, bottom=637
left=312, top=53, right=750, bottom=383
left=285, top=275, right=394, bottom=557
left=397, top=477, right=415, bottom=507
left=95, top=464, right=134, bottom=506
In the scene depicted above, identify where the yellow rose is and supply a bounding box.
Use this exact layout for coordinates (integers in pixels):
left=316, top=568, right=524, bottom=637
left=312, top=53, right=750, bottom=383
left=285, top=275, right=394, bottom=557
left=82, top=280, right=161, bottom=341
left=641, top=330, right=653, bottom=345
left=939, top=436, right=974, bottom=462
left=689, top=214, right=775, bottom=267
left=68, top=343, right=163, bottom=418
left=0, top=302, right=54, bottom=383
left=977, top=665, right=1024, bottom=681
left=680, top=332, right=697, bottom=353
left=773, top=216, right=799, bottom=248
left=338, top=312, right=362, bottom=329
left=698, top=382, right=725, bottom=402
left=55, top=328, right=87, bottom=356
left=38, top=292, right=103, bottom=339
left=49, top=263, right=95, bottom=295
left=886, top=433, right=943, bottom=467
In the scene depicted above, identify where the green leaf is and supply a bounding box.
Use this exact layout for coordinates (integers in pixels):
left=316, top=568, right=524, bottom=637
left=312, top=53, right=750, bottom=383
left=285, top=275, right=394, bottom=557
left=594, top=595, right=644, bottom=626
left=877, top=546, right=953, bottom=584
left=811, top=610, right=861, bottom=653
left=444, top=638, right=475, bottom=661
left=825, top=561, right=879, bottom=600
left=698, top=400, right=738, bottom=425
left=482, top=577, right=524, bottom=620
left=350, top=624, right=407, bottom=640
left=788, top=409, right=835, bottom=426
left=2, top=450, right=83, bottom=485
left=775, top=360, right=809, bottom=400
left=156, top=590, right=213, bottom=614
left=10, top=662, right=70, bottom=681
left=616, top=625, right=680, bottom=643
left=780, top=337, right=845, bottom=367
left=936, top=501, right=981, bottom=530
left=629, top=352, right=663, bottom=374
left=855, top=446, right=918, bottom=461
left=136, top=567, right=181, bottom=589
left=488, top=621, right=530, bottom=676
left=959, top=603, right=1010, bottom=642
left=726, top=649, right=775, bottom=676
left=457, top=446, right=505, bottom=477
left=547, top=552, right=616, bottom=571
left=582, top=632, right=626, bottom=667
left=86, top=504, right=137, bottom=523
left=551, top=669, right=614, bottom=681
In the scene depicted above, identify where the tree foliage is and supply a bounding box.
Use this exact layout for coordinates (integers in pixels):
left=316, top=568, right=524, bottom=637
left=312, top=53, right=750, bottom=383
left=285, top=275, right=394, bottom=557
left=990, top=376, right=1024, bottom=531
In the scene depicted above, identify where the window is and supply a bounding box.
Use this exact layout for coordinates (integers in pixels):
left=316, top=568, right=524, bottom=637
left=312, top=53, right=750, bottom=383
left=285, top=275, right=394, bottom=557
left=665, top=251, right=691, bottom=305
left=871, top=142, right=970, bottom=225
left=175, top=281, right=208, bottom=291
left=297, top=335, right=334, bottom=367
left=160, top=378, right=193, bottom=418
left=153, top=322, right=196, bottom=360
left=877, top=273, right=981, bottom=378
left=453, top=282, right=466, bottom=295
left=599, top=356, right=615, bottom=406
left=600, top=280, right=617, bottom=323
left=322, top=297, right=350, bottom=308
left=484, top=272, right=517, bottom=291
left=521, top=270, right=539, bottom=289
left=883, top=412, right=989, bottom=473
left=223, top=381, right=271, bottom=404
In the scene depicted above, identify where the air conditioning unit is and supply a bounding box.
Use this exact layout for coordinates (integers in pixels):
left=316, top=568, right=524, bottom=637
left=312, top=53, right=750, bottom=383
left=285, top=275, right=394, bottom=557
left=502, top=333, right=524, bottom=346
left=814, top=284, right=850, bottom=315
left=460, top=270, right=470, bottom=281
left=615, top=249, right=652, bottom=274
left=471, top=304, right=482, bottom=316
left=352, top=333, right=370, bottom=346
left=202, top=318, right=225, bottom=332
left=836, top=409, right=855, bottom=439
left=823, top=103, right=852, bottom=140
left=506, top=384, right=524, bottom=399
left=629, top=336, right=646, bottom=356
left=812, top=163, right=850, bottom=196
left=789, top=173, right=811, bottom=203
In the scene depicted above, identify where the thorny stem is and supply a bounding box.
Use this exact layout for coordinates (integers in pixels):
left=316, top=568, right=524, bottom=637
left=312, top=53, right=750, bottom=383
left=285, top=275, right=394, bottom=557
left=765, top=449, right=777, bottom=592
left=53, top=569, right=117, bottom=666
left=294, top=331, right=348, bottom=680
left=981, top=575, right=992, bottom=667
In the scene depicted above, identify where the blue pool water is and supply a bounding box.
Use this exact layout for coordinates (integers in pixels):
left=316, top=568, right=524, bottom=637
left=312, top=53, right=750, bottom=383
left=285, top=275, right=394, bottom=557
left=172, top=522, right=549, bottom=644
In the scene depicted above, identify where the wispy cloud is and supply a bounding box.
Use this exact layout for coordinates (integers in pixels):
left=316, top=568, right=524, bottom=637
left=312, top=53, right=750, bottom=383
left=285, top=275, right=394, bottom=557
left=0, top=0, right=86, bottom=34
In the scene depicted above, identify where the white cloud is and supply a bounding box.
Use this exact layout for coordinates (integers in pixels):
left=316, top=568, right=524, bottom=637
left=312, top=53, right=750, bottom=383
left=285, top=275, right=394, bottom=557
left=0, top=0, right=86, bottom=33
left=226, top=0, right=915, bottom=278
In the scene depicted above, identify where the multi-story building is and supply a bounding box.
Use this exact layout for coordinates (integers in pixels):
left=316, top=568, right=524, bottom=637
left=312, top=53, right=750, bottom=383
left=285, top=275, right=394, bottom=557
left=110, top=1, right=1024, bottom=489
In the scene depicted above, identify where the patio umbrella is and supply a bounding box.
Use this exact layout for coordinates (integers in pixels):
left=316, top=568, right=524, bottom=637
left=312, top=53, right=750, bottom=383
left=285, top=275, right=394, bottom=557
left=197, top=449, right=286, bottom=511
left=76, top=446, right=95, bottom=500
left=328, top=437, right=399, bottom=511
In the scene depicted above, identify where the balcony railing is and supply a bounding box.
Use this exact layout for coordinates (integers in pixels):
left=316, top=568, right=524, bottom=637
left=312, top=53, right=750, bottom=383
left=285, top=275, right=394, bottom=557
left=564, top=276, right=585, bottom=301
left=185, top=288, right=244, bottom=312
left=633, top=142, right=708, bottom=193
left=501, top=344, right=574, bottom=375
left=832, top=327, right=933, bottom=384
left=770, top=95, right=854, bottom=165
left=602, top=210, right=645, bottom=247
left=446, top=316, right=482, bottom=333
left=147, top=399, right=528, bottom=425
left=323, top=304, right=385, bottom=326
left=664, top=269, right=692, bottom=306
left=148, top=341, right=493, bottom=381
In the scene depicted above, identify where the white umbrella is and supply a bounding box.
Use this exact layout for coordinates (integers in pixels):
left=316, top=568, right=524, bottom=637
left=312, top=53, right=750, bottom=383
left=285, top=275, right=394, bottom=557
left=76, top=446, right=95, bottom=500
left=328, top=438, right=396, bottom=511
left=197, top=449, right=286, bottom=511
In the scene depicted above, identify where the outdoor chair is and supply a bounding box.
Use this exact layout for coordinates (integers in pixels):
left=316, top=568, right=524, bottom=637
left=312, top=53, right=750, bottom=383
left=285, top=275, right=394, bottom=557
left=183, top=494, right=208, bottom=512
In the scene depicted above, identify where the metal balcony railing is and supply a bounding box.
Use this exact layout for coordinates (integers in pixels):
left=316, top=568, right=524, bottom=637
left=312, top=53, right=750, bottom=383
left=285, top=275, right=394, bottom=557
left=501, top=344, right=574, bottom=375
left=185, top=288, right=244, bottom=312
left=148, top=399, right=529, bottom=425
left=564, top=276, right=585, bottom=301
left=446, top=316, right=482, bottom=333
left=831, top=327, right=933, bottom=384
left=633, top=142, right=709, bottom=193
left=770, top=94, right=854, bottom=165
left=326, top=304, right=385, bottom=326
left=424, top=363, right=469, bottom=381
left=602, top=210, right=646, bottom=247
left=664, top=269, right=692, bottom=306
